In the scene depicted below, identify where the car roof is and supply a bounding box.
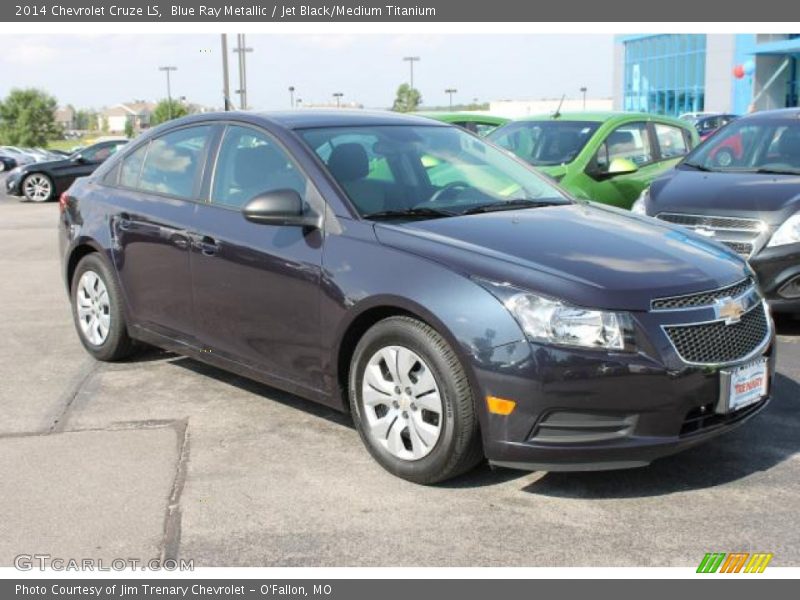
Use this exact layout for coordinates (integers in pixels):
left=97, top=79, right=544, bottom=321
left=510, top=111, right=688, bottom=126
left=250, top=109, right=447, bottom=129
left=414, top=112, right=509, bottom=124
left=739, top=108, right=800, bottom=121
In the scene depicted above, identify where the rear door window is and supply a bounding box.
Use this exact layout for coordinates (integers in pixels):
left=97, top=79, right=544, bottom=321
left=138, top=126, right=212, bottom=199
left=596, top=122, right=652, bottom=170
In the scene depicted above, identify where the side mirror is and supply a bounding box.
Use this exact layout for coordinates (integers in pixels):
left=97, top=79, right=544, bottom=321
left=242, top=189, right=319, bottom=228
left=607, top=157, right=638, bottom=176
left=71, top=154, right=85, bottom=164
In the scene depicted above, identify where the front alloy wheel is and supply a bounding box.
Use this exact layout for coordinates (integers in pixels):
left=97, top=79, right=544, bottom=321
left=350, top=316, right=483, bottom=484
left=22, top=173, right=53, bottom=202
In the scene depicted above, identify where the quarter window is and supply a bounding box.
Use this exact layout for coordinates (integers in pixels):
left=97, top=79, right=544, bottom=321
left=119, top=143, right=148, bottom=189
left=138, top=126, right=212, bottom=199
left=655, top=123, right=689, bottom=159
left=211, top=125, right=307, bottom=209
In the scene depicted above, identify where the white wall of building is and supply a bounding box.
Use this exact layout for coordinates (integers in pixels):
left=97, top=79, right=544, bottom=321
left=704, top=34, right=736, bottom=113
left=489, top=98, right=613, bottom=119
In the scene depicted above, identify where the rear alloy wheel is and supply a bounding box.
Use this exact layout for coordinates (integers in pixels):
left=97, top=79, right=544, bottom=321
left=22, top=173, right=54, bottom=202
left=71, top=253, right=136, bottom=361
left=350, top=316, right=483, bottom=484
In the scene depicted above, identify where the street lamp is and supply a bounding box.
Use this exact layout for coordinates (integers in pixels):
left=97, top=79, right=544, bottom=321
left=289, top=86, right=295, bottom=108
left=580, top=86, right=588, bottom=111
left=158, top=66, right=177, bottom=119
left=403, top=56, right=420, bottom=90
left=445, top=88, right=458, bottom=110
left=332, top=92, right=344, bottom=108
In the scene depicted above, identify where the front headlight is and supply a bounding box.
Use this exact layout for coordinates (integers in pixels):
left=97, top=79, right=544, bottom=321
left=505, top=293, right=626, bottom=350
left=631, top=188, right=649, bottom=215
left=767, top=213, right=800, bottom=248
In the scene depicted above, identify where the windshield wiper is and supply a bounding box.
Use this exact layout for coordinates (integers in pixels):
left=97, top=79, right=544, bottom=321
left=682, top=161, right=713, bottom=172
left=754, top=167, right=800, bottom=175
left=362, top=206, right=456, bottom=220
left=461, top=198, right=566, bottom=215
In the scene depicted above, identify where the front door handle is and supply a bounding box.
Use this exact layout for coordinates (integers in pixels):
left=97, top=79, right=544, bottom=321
left=191, top=234, right=220, bottom=257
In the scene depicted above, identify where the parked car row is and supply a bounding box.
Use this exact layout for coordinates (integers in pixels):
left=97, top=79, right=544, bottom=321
left=4, top=139, right=128, bottom=202
left=58, top=109, right=780, bottom=484
left=0, top=145, right=71, bottom=173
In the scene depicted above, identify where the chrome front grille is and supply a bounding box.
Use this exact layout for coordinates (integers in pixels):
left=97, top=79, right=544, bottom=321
left=656, top=212, right=766, bottom=258
left=663, top=304, right=769, bottom=365
left=652, top=278, right=753, bottom=310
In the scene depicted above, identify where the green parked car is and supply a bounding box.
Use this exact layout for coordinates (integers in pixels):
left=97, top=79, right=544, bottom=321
left=416, top=112, right=509, bottom=136
left=487, top=112, right=699, bottom=209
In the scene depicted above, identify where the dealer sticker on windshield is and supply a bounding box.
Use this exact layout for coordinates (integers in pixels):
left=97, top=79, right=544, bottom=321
left=725, top=358, right=769, bottom=412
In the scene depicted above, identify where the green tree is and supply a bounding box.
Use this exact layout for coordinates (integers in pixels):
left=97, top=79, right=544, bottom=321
left=0, top=88, right=60, bottom=146
left=75, top=109, right=97, bottom=131
left=150, top=99, right=189, bottom=126
left=124, top=118, right=135, bottom=139
left=391, top=83, right=422, bottom=113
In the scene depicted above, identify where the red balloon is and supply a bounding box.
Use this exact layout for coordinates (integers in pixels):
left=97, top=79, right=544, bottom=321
left=733, top=65, right=745, bottom=79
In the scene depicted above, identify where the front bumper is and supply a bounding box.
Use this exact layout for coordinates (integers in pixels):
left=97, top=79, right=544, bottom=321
left=473, top=308, right=776, bottom=472
left=750, top=243, right=800, bottom=313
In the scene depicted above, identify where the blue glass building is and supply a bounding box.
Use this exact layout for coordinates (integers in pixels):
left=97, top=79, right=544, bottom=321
left=614, top=34, right=800, bottom=116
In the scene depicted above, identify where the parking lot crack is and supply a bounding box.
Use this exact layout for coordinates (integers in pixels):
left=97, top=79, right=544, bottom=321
left=160, top=418, right=190, bottom=563
left=47, top=357, right=101, bottom=433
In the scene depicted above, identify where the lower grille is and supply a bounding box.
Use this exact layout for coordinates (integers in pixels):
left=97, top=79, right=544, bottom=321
left=680, top=398, right=768, bottom=436
left=664, top=304, right=769, bottom=364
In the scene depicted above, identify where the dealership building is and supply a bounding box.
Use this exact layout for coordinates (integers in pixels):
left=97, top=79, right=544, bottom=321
left=613, top=34, right=800, bottom=116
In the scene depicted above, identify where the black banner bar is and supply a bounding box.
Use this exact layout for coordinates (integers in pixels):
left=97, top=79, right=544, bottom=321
left=1, top=0, right=798, bottom=22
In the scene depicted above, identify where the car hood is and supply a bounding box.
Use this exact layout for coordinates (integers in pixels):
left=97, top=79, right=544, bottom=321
left=650, top=169, right=800, bottom=226
left=373, top=203, right=749, bottom=312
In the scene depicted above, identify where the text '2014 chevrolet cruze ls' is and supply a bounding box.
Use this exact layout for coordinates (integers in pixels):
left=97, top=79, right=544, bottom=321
left=59, top=111, right=776, bottom=484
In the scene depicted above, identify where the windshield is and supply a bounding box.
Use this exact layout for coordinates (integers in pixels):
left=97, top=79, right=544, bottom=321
left=682, top=118, right=800, bottom=173
left=487, top=120, right=600, bottom=166
left=300, top=124, right=569, bottom=218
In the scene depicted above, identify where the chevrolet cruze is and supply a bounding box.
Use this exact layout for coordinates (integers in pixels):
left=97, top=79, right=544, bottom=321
left=59, top=111, right=775, bottom=484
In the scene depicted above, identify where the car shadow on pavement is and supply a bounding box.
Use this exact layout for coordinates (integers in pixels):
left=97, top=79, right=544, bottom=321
left=522, top=372, right=800, bottom=499
left=167, top=355, right=354, bottom=428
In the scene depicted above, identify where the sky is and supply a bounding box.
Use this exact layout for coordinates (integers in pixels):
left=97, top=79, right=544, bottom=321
left=0, top=34, right=614, bottom=111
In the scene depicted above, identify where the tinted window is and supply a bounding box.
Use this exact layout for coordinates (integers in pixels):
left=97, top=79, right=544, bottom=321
left=83, top=142, right=125, bottom=162
left=596, top=122, right=652, bottom=169
left=655, top=123, right=689, bottom=159
left=488, top=121, right=599, bottom=166
left=139, top=126, right=212, bottom=199
left=120, top=143, right=148, bottom=188
left=211, top=125, right=307, bottom=209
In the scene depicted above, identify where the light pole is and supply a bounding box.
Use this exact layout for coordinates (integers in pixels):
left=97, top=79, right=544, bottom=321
left=403, top=56, right=420, bottom=90
left=580, top=86, right=587, bottom=111
left=158, top=66, right=177, bottom=119
left=445, top=88, right=457, bottom=110
left=289, top=86, right=295, bottom=108
left=333, top=92, right=343, bottom=108
left=220, top=34, right=231, bottom=110
left=296, top=98, right=302, bottom=108
left=233, top=34, right=253, bottom=109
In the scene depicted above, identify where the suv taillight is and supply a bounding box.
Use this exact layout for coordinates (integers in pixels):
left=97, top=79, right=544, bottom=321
left=58, top=192, right=69, bottom=213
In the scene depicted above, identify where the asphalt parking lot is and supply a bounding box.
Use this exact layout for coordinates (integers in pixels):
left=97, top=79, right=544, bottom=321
left=1, top=180, right=799, bottom=568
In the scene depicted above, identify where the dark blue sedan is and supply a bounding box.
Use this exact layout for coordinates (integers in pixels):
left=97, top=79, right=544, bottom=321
left=58, top=110, right=774, bottom=483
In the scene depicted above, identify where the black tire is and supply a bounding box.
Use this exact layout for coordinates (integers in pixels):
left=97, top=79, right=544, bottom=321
left=715, top=148, right=735, bottom=168
left=349, top=316, right=483, bottom=484
left=70, top=253, right=136, bottom=362
left=21, top=173, right=54, bottom=202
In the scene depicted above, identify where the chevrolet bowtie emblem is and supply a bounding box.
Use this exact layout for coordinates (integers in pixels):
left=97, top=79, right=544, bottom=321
left=715, top=296, right=745, bottom=325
